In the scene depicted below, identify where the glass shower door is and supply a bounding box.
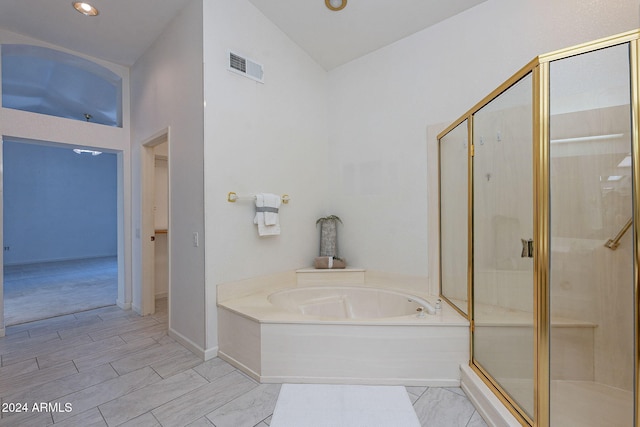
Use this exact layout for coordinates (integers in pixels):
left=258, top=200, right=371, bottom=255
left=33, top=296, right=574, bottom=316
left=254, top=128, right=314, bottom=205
left=548, top=43, right=633, bottom=427
left=472, top=73, right=534, bottom=421
left=439, top=120, right=469, bottom=315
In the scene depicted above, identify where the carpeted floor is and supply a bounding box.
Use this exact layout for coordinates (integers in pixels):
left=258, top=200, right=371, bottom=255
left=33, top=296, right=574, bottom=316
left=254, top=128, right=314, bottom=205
left=3, top=256, right=117, bottom=326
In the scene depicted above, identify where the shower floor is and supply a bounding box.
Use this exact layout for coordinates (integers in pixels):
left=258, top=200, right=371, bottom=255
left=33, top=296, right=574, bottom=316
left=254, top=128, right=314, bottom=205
left=551, top=380, right=632, bottom=427
left=495, top=378, right=632, bottom=426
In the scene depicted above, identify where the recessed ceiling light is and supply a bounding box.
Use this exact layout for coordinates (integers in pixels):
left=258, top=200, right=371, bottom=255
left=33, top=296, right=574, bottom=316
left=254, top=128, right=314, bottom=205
left=325, top=0, right=347, bottom=11
left=73, top=2, right=99, bottom=16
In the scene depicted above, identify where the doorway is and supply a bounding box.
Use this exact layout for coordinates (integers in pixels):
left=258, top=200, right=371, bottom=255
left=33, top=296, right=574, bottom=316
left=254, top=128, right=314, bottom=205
left=2, top=138, right=119, bottom=325
left=139, top=129, right=170, bottom=317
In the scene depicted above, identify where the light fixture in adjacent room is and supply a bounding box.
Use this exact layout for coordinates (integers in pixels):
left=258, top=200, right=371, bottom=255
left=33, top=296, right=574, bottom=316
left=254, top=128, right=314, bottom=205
left=73, top=148, right=102, bottom=156
left=73, top=2, right=99, bottom=16
left=618, top=155, right=632, bottom=168
left=549, top=133, right=624, bottom=144
left=325, top=0, right=347, bottom=11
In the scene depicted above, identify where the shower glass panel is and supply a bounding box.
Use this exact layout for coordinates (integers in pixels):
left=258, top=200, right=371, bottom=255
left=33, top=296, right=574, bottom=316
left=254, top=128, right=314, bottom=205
left=473, top=73, right=534, bottom=419
left=548, top=43, right=633, bottom=427
left=439, top=120, right=469, bottom=315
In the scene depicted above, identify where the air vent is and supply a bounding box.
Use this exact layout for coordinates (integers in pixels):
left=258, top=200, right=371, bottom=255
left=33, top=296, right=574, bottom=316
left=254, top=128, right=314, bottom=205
left=228, top=51, right=264, bottom=83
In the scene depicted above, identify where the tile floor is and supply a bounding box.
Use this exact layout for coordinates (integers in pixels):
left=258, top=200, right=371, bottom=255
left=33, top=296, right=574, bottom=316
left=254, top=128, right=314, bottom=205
left=0, top=298, right=487, bottom=426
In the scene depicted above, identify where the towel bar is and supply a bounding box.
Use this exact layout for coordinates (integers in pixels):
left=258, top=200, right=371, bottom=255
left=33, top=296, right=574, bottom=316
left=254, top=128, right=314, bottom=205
left=227, top=192, right=290, bottom=204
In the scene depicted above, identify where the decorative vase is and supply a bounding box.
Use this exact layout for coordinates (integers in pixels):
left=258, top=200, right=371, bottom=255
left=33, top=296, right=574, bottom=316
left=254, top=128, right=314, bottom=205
left=316, top=215, right=342, bottom=261
left=319, top=219, right=338, bottom=257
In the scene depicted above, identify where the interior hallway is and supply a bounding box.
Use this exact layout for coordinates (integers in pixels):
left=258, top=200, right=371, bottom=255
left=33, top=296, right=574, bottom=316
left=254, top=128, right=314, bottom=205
left=3, top=257, right=117, bottom=326
left=0, top=298, right=487, bottom=426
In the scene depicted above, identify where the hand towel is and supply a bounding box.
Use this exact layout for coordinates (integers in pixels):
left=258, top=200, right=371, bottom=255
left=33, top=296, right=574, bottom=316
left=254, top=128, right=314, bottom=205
left=254, top=193, right=281, bottom=236
left=263, top=193, right=281, bottom=225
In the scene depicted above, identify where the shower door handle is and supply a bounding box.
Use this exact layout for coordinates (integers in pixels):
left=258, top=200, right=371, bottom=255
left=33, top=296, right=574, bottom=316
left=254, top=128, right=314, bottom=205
left=521, top=238, right=533, bottom=258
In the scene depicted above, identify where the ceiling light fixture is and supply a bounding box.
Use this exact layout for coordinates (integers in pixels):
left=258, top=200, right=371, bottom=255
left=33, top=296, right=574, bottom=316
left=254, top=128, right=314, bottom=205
left=325, top=0, right=347, bottom=11
left=549, top=133, right=624, bottom=144
left=73, top=149, right=103, bottom=156
left=73, top=2, right=99, bottom=16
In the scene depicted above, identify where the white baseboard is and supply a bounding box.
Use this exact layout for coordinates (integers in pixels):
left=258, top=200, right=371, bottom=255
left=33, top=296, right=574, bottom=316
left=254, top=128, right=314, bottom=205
left=117, top=299, right=131, bottom=310
left=203, top=345, right=219, bottom=361
left=218, top=350, right=261, bottom=381
left=460, top=364, right=520, bottom=427
left=168, top=327, right=217, bottom=361
left=132, top=304, right=142, bottom=315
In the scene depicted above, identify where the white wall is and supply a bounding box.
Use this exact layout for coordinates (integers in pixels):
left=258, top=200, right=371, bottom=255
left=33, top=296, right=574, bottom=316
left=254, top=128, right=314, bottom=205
left=0, top=28, right=132, bottom=335
left=327, top=0, right=640, bottom=286
left=130, top=0, right=205, bottom=353
left=202, top=1, right=330, bottom=350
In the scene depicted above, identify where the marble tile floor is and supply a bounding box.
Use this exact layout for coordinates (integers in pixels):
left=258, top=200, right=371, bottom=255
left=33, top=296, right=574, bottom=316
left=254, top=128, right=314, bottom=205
left=4, top=257, right=118, bottom=326
left=0, top=298, right=487, bottom=426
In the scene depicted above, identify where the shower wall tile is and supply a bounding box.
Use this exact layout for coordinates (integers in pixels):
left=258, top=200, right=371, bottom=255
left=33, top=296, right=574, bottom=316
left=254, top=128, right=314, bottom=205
left=550, top=327, right=594, bottom=381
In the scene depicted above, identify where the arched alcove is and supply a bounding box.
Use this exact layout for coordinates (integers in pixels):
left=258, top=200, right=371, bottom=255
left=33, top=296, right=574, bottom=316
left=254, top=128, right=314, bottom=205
left=1, top=44, right=122, bottom=127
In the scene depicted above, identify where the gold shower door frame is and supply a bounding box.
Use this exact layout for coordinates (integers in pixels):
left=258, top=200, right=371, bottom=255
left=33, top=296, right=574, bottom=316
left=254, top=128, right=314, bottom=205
left=437, top=29, right=640, bottom=427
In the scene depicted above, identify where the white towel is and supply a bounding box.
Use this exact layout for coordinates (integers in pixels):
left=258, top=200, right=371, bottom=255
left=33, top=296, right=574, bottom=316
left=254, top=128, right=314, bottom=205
left=263, top=193, right=281, bottom=225
left=254, top=193, right=281, bottom=236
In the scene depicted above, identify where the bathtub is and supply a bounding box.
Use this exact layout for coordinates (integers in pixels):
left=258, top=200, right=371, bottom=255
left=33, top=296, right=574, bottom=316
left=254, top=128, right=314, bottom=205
left=268, top=286, right=436, bottom=319
left=217, top=273, right=469, bottom=386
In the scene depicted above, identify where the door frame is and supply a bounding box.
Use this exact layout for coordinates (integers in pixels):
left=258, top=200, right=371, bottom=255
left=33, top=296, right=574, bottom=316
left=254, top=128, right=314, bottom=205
left=139, top=128, right=170, bottom=316
left=1, top=136, right=125, bottom=333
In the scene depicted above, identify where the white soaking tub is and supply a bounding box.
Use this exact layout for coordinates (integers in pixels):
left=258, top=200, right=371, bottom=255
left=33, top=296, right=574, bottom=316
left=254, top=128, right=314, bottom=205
left=268, top=286, right=436, bottom=319
left=217, top=279, right=469, bottom=386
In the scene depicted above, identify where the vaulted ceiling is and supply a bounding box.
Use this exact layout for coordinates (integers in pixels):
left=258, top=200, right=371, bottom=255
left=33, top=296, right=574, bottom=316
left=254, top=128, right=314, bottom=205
left=0, top=0, right=485, bottom=123
left=0, top=0, right=486, bottom=69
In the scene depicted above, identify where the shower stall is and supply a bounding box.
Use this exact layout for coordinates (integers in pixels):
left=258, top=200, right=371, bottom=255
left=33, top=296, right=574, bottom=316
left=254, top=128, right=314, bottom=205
left=438, top=30, right=639, bottom=426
